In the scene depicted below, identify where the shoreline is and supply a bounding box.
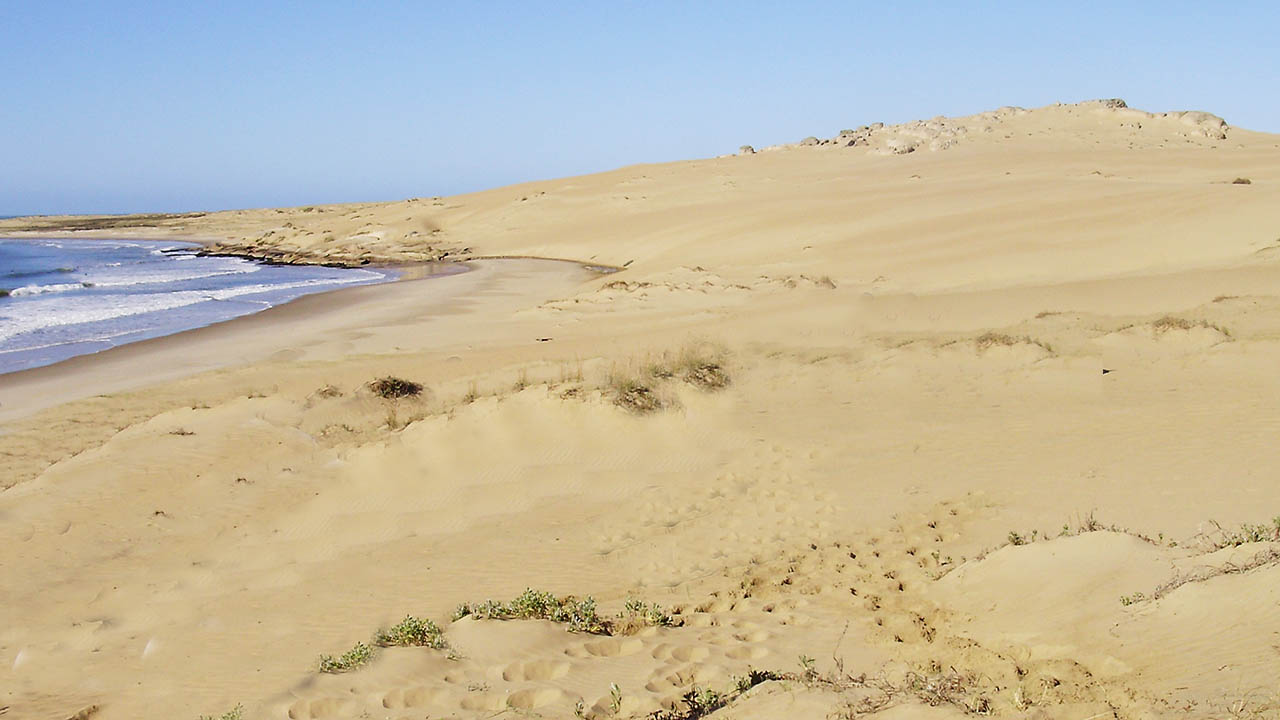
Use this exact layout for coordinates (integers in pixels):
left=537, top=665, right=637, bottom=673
left=0, top=256, right=602, bottom=423
left=0, top=235, right=421, bottom=379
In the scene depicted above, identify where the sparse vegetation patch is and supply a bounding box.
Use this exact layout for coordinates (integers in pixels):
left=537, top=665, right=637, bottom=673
left=453, top=588, right=679, bottom=635
left=454, top=588, right=608, bottom=634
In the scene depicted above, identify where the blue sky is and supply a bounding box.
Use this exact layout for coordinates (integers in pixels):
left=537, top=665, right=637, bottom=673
left=2, top=1, right=1277, bottom=215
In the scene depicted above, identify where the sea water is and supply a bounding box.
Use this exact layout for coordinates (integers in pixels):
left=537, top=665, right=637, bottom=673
left=0, top=238, right=390, bottom=374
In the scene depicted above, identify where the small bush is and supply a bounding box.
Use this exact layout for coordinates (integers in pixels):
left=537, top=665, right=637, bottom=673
left=318, top=641, right=374, bottom=673
left=374, top=615, right=449, bottom=650
left=369, top=376, right=423, bottom=399
left=1232, top=177, right=1252, bottom=185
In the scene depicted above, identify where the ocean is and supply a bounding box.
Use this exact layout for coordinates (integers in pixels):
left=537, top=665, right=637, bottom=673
left=0, top=237, right=391, bottom=374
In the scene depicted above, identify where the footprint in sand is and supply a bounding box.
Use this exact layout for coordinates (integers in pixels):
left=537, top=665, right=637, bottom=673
left=726, top=645, right=770, bottom=660
left=288, top=697, right=356, bottom=719
left=381, top=686, right=447, bottom=709
left=501, top=659, right=571, bottom=681
left=460, top=693, right=506, bottom=711
left=669, top=645, right=711, bottom=662
left=567, top=636, right=644, bottom=658
left=507, top=687, right=563, bottom=710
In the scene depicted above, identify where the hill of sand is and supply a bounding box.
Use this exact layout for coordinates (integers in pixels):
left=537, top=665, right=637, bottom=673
left=2, top=99, right=1280, bottom=720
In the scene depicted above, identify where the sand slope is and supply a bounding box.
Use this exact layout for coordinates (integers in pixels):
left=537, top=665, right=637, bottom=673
left=3, top=100, right=1280, bottom=719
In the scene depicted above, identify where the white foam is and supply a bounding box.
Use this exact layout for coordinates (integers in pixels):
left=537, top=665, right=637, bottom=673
left=9, top=282, right=87, bottom=297
left=0, top=272, right=382, bottom=345
left=85, top=262, right=261, bottom=288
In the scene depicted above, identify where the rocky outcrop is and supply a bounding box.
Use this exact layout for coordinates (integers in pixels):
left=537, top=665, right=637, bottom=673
left=201, top=239, right=468, bottom=268
left=743, top=99, right=1232, bottom=158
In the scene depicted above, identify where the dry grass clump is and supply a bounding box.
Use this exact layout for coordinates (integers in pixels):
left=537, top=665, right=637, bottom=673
left=975, top=332, right=1020, bottom=348
left=793, top=660, right=991, bottom=717
left=453, top=589, right=679, bottom=636
left=610, top=377, right=665, bottom=414
left=609, top=345, right=730, bottom=412
left=642, top=345, right=732, bottom=391
left=1224, top=689, right=1280, bottom=719
left=973, top=332, right=1053, bottom=353
left=645, top=661, right=991, bottom=720
left=1151, top=546, right=1280, bottom=601
left=1200, top=517, right=1280, bottom=549
left=368, top=376, right=423, bottom=399
left=683, top=360, right=730, bottom=390
left=1231, top=177, right=1252, bottom=185
left=1113, top=516, right=1280, bottom=606
left=1150, top=315, right=1230, bottom=336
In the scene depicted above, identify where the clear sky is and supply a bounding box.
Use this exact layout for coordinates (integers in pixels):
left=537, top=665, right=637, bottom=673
left=2, top=1, right=1277, bottom=215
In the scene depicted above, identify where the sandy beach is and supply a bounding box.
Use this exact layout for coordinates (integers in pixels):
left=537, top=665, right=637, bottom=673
left=3, top=100, right=1280, bottom=720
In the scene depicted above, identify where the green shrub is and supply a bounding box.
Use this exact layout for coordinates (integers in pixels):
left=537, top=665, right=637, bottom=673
left=455, top=588, right=608, bottom=634
left=318, top=641, right=374, bottom=673
left=374, top=615, right=449, bottom=650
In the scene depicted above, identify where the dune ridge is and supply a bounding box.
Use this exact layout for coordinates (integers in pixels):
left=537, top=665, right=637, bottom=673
left=3, top=100, right=1280, bottom=720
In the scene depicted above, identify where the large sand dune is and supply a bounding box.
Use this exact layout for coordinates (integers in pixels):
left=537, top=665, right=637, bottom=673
left=2, top=100, right=1280, bottom=719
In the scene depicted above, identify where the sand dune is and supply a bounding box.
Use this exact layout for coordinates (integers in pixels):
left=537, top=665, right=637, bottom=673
left=3, top=100, right=1280, bottom=719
